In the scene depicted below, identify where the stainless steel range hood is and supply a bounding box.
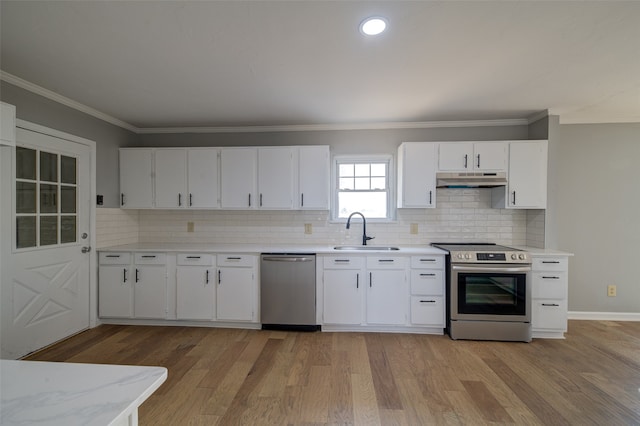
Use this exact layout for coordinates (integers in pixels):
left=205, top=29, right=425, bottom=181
left=436, top=171, right=508, bottom=188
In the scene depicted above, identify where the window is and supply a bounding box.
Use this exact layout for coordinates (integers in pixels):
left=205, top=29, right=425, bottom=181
left=333, top=156, right=393, bottom=221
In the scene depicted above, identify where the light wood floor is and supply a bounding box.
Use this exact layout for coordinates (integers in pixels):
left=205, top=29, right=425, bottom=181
left=25, top=321, right=640, bottom=425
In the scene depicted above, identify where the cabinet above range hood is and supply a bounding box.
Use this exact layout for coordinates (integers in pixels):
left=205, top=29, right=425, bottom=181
left=436, top=171, right=508, bottom=188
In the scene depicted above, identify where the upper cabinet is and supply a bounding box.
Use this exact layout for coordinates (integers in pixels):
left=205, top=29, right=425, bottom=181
left=120, top=149, right=154, bottom=209
left=257, top=147, right=294, bottom=209
left=438, top=142, right=507, bottom=172
left=154, top=149, right=187, bottom=208
left=493, top=140, right=548, bottom=209
left=297, top=146, right=330, bottom=209
left=1, top=102, right=16, bottom=147
left=187, top=148, right=220, bottom=208
left=397, top=142, right=437, bottom=208
left=220, top=148, right=257, bottom=209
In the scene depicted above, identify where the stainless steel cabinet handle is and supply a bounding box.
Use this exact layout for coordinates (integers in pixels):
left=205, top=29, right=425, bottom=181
left=512, top=191, right=516, bottom=205
left=141, top=255, right=156, bottom=258
left=121, top=193, right=125, bottom=206
left=106, top=254, right=120, bottom=258
left=378, top=259, right=394, bottom=263
left=420, top=300, right=436, bottom=303
left=263, top=257, right=313, bottom=262
left=476, top=154, right=481, bottom=168
left=123, top=268, right=127, bottom=283
left=334, top=259, right=350, bottom=263
left=542, top=276, right=560, bottom=279
left=189, top=193, right=193, bottom=206
left=420, top=273, right=436, bottom=277
left=356, top=273, right=359, bottom=289
left=135, top=269, right=139, bottom=283
left=464, top=154, right=468, bottom=169
left=178, top=193, right=182, bottom=206
left=369, top=272, right=372, bottom=287
left=429, top=190, right=432, bottom=205
left=248, top=193, right=251, bottom=207
left=542, top=303, right=560, bottom=307
left=218, top=270, right=221, bottom=284
left=226, top=257, right=242, bottom=260
left=186, top=256, right=201, bottom=259
left=420, top=258, right=436, bottom=262
left=206, top=270, right=209, bottom=284
left=301, top=193, right=304, bottom=207
left=542, top=261, right=560, bottom=264
left=260, top=193, right=263, bottom=207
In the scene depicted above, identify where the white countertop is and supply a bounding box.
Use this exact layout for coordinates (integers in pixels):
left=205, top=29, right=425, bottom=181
left=99, top=242, right=448, bottom=255
left=0, top=360, right=167, bottom=426
left=513, top=246, right=574, bottom=256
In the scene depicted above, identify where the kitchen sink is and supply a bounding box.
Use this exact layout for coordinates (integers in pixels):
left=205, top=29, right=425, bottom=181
left=333, top=246, right=400, bottom=251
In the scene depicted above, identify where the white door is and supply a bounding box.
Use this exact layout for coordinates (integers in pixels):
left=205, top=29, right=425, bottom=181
left=258, top=147, right=293, bottom=209
left=1, top=127, right=92, bottom=359
left=119, top=148, right=153, bottom=208
left=220, top=148, right=257, bottom=209
left=398, top=143, right=436, bottom=208
left=216, top=267, right=255, bottom=321
left=155, top=149, right=187, bottom=208
left=438, top=142, right=473, bottom=171
left=188, top=148, right=219, bottom=208
left=298, top=146, right=330, bottom=209
left=473, top=142, right=507, bottom=171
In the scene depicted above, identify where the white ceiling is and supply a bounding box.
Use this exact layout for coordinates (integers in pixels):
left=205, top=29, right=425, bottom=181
left=1, top=1, right=639, bottom=131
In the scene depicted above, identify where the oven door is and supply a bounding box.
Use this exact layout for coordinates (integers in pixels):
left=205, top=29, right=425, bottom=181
left=451, top=264, right=531, bottom=322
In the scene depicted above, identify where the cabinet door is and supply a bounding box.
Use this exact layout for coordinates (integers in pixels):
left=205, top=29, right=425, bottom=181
left=217, top=267, right=256, bottom=321
left=155, top=149, right=187, bottom=208
left=133, top=265, right=167, bottom=318
left=188, top=148, right=219, bottom=208
left=474, top=142, right=507, bottom=171
left=438, top=143, right=473, bottom=171
left=98, top=266, right=132, bottom=318
left=120, top=149, right=153, bottom=208
left=507, top=141, right=548, bottom=208
left=177, top=266, right=215, bottom=320
left=298, top=146, right=330, bottom=209
left=398, top=143, right=436, bottom=208
left=258, top=147, right=293, bottom=209
left=323, top=269, right=362, bottom=325
left=366, top=270, right=407, bottom=325
left=220, top=148, right=257, bottom=209
left=410, top=296, right=445, bottom=326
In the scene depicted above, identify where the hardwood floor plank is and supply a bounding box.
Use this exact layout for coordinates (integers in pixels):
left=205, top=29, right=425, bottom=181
left=364, top=333, right=403, bottom=410
left=327, top=350, right=354, bottom=425
left=460, top=380, right=513, bottom=423
left=351, top=372, right=382, bottom=426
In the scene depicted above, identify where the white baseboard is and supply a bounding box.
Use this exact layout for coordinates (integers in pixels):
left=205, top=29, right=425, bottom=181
left=568, top=311, right=640, bottom=321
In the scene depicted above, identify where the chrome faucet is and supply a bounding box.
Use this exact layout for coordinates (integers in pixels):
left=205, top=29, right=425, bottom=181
left=346, top=212, right=374, bottom=246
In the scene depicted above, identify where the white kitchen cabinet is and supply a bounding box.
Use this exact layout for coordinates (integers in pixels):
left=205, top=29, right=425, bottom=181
left=493, top=140, right=548, bottom=209
left=176, top=254, right=216, bottom=320
left=531, top=255, right=569, bottom=338
left=98, top=252, right=133, bottom=318
left=397, top=142, right=437, bottom=208
left=409, top=255, right=445, bottom=328
left=119, top=149, right=154, bottom=208
left=1, top=102, right=16, bottom=147
left=365, top=256, right=408, bottom=325
left=322, top=256, right=364, bottom=325
left=187, top=148, right=219, bottom=208
left=297, top=146, right=330, bottom=209
left=132, top=253, right=167, bottom=319
left=154, top=149, right=187, bottom=208
left=258, top=147, right=294, bottom=209
left=220, top=148, right=257, bottom=209
left=216, top=254, right=258, bottom=322
left=438, top=142, right=507, bottom=172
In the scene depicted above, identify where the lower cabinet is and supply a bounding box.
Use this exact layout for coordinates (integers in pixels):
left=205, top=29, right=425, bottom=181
left=216, top=254, right=258, bottom=322
left=531, top=256, right=569, bottom=338
left=323, top=259, right=363, bottom=325
left=366, top=257, right=408, bottom=325
left=409, top=255, right=445, bottom=327
left=132, top=253, right=167, bottom=319
left=99, top=252, right=133, bottom=318
left=176, top=254, right=216, bottom=320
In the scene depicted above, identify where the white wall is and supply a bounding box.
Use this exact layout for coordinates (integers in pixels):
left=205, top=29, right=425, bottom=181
left=557, top=122, right=640, bottom=313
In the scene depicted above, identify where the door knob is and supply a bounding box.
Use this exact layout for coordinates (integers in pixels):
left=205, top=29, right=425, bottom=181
left=82, top=246, right=91, bottom=253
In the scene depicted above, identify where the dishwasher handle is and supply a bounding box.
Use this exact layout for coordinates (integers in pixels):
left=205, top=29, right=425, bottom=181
left=262, top=256, right=314, bottom=262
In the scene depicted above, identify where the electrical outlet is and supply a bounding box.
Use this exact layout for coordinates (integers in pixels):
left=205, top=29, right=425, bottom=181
left=304, top=223, right=312, bottom=234
left=410, top=223, right=419, bottom=234
left=607, top=285, right=616, bottom=297
left=187, top=221, right=194, bottom=233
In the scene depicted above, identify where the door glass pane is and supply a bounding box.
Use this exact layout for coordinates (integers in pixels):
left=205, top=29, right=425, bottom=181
left=40, top=184, right=58, bottom=213
left=16, top=182, right=37, bottom=213
left=40, top=151, right=58, bottom=182
left=40, top=216, right=58, bottom=246
left=16, top=147, right=36, bottom=180
left=61, top=155, right=77, bottom=184
left=61, top=216, right=76, bottom=244
left=17, top=217, right=37, bottom=249
left=61, top=186, right=76, bottom=213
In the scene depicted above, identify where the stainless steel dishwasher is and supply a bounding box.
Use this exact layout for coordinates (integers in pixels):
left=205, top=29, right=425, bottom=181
left=260, top=253, right=319, bottom=331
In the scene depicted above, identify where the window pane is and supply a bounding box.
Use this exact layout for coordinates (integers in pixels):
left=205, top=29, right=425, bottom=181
left=371, top=177, right=386, bottom=190
left=61, top=186, right=76, bottom=213
left=354, top=164, right=370, bottom=177
left=354, top=177, right=370, bottom=190
left=40, top=151, right=58, bottom=182
left=339, top=177, right=354, bottom=190
left=370, top=163, right=386, bottom=176
left=16, top=147, right=36, bottom=180
left=338, top=192, right=387, bottom=218
left=40, top=184, right=58, bottom=213
left=339, top=164, right=354, bottom=177
left=61, top=156, right=77, bottom=184
left=40, top=216, right=58, bottom=246
left=61, top=216, right=77, bottom=244
left=17, top=216, right=36, bottom=249
left=16, top=182, right=37, bottom=213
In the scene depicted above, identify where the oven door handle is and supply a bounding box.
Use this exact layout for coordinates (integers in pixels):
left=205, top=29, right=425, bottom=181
left=452, top=265, right=531, bottom=273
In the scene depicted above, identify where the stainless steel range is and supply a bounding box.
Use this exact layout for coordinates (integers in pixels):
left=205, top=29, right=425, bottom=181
left=431, top=243, right=532, bottom=342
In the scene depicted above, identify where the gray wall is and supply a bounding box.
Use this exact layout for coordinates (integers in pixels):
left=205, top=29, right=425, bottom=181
left=1, top=82, right=138, bottom=207
left=556, top=122, right=640, bottom=313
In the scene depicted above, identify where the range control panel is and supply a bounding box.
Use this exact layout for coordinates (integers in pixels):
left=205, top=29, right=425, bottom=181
left=451, top=251, right=530, bottom=264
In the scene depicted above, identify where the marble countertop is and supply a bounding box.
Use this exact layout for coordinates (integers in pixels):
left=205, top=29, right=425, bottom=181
left=0, top=360, right=167, bottom=425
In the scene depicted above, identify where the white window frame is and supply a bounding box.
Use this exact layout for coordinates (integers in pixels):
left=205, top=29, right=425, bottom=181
left=331, top=154, right=395, bottom=222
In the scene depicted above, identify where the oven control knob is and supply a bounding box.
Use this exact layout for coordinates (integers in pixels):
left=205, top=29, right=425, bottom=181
left=519, top=254, right=526, bottom=260
left=511, top=254, right=517, bottom=260
left=464, top=253, right=471, bottom=259
left=457, top=253, right=463, bottom=259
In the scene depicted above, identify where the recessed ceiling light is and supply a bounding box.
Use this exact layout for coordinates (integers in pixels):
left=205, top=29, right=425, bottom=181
left=360, top=17, right=387, bottom=36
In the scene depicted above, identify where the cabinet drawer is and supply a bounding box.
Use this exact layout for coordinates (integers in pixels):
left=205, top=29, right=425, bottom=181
left=177, top=253, right=215, bottom=266
left=99, top=252, right=131, bottom=265
left=410, top=255, right=444, bottom=269
left=532, top=299, right=567, bottom=331
left=410, top=296, right=444, bottom=326
left=410, top=270, right=444, bottom=295
left=532, top=272, right=568, bottom=299
left=366, top=256, right=407, bottom=269
left=134, top=253, right=167, bottom=265
left=532, top=257, right=568, bottom=271
left=323, top=256, right=364, bottom=269
left=217, top=254, right=255, bottom=267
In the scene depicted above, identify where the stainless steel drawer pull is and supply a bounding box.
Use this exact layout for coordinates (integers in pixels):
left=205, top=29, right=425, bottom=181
left=542, top=303, right=560, bottom=307
left=378, top=259, right=394, bottom=263
left=420, top=300, right=436, bottom=303
left=542, top=261, right=560, bottom=264
left=141, top=255, right=156, bottom=258
left=420, top=273, right=436, bottom=277
left=206, top=270, right=210, bottom=284
left=334, top=259, right=350, bottom=263
left=226, top=257, right=242, bottom=260
left=106, top=255, right=120, bottom=258
left=123, top=269, right=127, bottom=283
left=420, top=258, right=436, bottom=262
left=186, top=256, right=201, bottom=259
left=542, top=276, right=560, bottom=279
